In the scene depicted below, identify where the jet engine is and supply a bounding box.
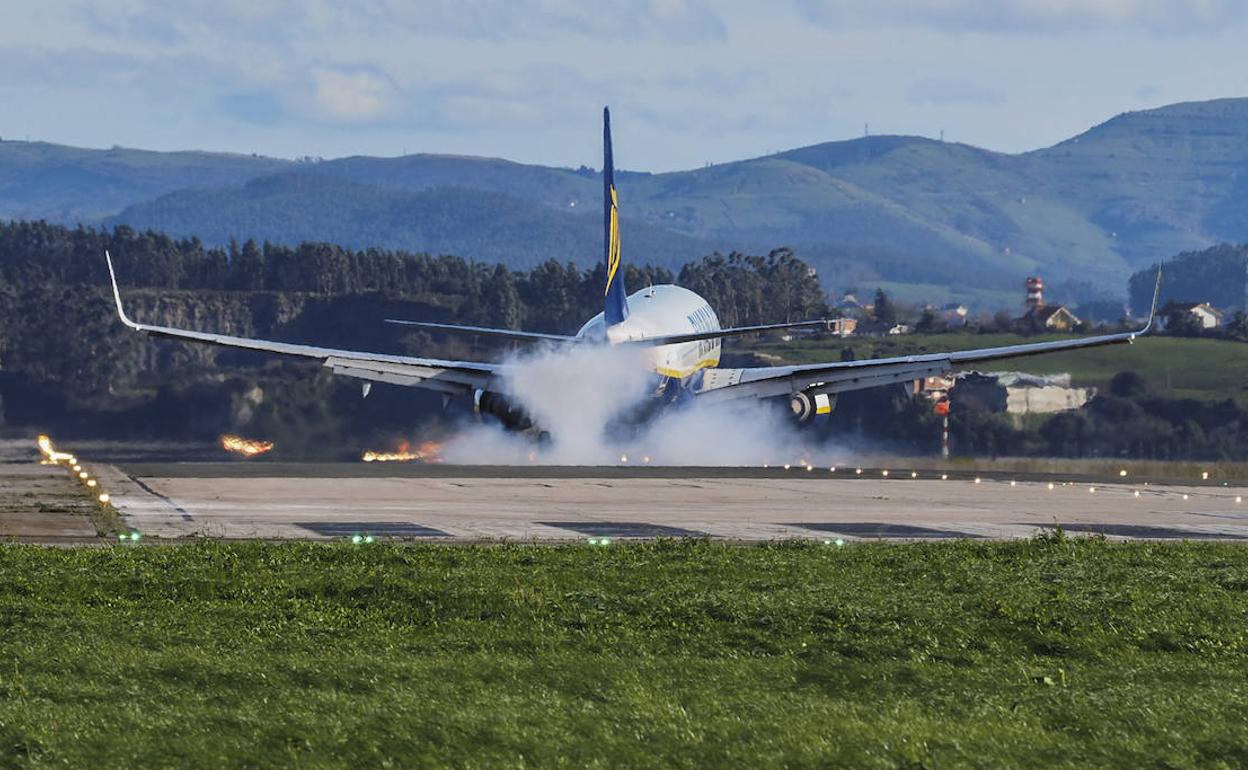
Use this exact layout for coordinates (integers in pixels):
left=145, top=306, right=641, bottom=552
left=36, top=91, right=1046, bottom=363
left=474, top=390, right=536, bottom=432
left=789, top=389, right=836, bottom=424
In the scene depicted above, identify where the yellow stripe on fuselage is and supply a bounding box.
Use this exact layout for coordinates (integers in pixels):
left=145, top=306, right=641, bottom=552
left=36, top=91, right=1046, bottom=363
left=653, top=356, right=720, bottom=380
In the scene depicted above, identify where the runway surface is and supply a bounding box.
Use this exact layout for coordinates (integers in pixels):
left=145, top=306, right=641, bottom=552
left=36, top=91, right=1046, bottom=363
left=96, top=462, right=1248, bottom=542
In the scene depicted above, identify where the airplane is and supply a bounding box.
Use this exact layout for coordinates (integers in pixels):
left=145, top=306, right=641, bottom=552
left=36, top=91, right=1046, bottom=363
left=106, top=107, right=1162, bottom=438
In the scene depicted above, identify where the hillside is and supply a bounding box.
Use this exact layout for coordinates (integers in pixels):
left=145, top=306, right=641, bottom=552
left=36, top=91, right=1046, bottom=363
left=0, top=141, right=289, bottom=223
left=7, top=98, right=1248, bottom=299
left=1127, top=242, right=1248, bottom=312
left=1027, top=98, right=1248, bottom=267
left=105, top=172, right=714, bottom=271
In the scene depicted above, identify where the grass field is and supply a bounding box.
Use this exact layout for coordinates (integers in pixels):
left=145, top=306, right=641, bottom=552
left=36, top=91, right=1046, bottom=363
left=756, top=334, right=1248, bottom=402
left=2, top=540, right=1247, bottom=768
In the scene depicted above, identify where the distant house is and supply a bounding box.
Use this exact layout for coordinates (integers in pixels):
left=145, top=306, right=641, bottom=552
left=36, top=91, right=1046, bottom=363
left=833, top=294, right=864, bottom=316
left=1021, top=305, right=1081, bottom=332
left=941, top=303, right=969, bottom=326
left=887, top=323, right=913, bottom=336
left=829, top=318, right=857, bottom=337
left=1159, top=300, right=1227, bottom=333
left=1177, top=302, right=1224, bottom=329
left=913, top=374, right=957, bottom=400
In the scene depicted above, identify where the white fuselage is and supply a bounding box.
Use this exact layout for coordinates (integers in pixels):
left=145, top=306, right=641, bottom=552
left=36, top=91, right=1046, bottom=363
left=576, top=284, right=721, bottom=381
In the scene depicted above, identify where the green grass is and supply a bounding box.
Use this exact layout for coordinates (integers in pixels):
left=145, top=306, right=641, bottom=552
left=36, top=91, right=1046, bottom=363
left=756, top=334, right=1248, bottom=402
left=1, top=540, right=1248, bottom=768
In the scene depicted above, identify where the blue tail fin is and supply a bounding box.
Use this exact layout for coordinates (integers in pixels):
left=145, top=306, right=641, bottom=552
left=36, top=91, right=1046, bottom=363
left=603, top=106, right=628, bottom=326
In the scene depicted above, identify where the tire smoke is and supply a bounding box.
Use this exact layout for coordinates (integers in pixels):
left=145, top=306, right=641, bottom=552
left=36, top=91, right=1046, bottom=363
left=440, top=342, right=843, bottom=467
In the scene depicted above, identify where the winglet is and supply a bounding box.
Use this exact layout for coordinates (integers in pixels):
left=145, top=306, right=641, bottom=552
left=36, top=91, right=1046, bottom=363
left=105, top=251, right=140, bottom=330
left=1133, top=266, right=1163, bottom=338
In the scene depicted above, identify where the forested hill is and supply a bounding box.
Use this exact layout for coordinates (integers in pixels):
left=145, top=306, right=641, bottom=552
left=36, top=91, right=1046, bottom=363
left=102, top=173, right=714, bottom=272
left=6, top=98, right=1248, bottom=298
left=1129, top=243, right=1248, bottom=312
left=0, top=140, right=289, bottom=222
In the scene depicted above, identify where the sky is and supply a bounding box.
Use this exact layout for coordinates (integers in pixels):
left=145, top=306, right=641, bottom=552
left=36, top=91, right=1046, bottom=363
left=1, top=0, right=1247, bottom=171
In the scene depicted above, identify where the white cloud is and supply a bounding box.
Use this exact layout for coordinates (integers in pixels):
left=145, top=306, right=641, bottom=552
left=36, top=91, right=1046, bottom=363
left=908, top=78, right=1004, bottom=105
left=3, top=1, right=1248, bottom=169
left=370, top=0, right=727, bottom=42
left=793, top=0, right=1248, bottom=33
left=305, top=67, right=399, bottom=123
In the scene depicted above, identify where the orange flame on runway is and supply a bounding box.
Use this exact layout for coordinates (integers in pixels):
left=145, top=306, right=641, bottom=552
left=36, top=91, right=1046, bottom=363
left=219, top=434, right=275, bottom=458
left=362, top=440, right=443, bottom=463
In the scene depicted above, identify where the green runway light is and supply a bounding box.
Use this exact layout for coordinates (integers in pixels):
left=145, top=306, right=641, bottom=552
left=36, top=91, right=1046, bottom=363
left=351, top=534, right=363, bottom=544
left=587, top=537, right=611, bottom=546
left=364, top=535, right=375, bottom=544
left=118, top=534, right=126, bottom=541
left=129, top=532, right=141, bottom=541
left=835, top=538, right=845, bottom=547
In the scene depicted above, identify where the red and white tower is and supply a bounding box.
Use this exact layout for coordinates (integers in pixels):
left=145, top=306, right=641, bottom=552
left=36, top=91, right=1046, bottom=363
left=1025, top=277, right=1045, bottom=311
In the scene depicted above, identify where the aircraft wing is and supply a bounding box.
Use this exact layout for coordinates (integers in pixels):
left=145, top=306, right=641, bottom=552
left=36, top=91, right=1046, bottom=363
left=384, top=319, right=578, bottom=344
left=697, top=272, right=1162, bottom=406
left=107, top=253, right=497, bottom=396
left=383, top=318, right=836, bottom=347
left=618, top=319, right=834, bottom=347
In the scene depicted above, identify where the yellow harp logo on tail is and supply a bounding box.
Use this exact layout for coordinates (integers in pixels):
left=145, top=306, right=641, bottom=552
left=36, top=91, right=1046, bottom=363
left=605, top=185, right=621, bottom=295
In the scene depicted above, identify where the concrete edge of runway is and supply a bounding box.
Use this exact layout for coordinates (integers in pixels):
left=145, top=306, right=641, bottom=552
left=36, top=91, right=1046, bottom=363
left=114, top=461, right=1241, bottom=488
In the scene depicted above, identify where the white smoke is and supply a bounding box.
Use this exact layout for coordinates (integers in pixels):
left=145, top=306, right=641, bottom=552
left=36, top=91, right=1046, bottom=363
left=440, top=342, right=850, bottom=467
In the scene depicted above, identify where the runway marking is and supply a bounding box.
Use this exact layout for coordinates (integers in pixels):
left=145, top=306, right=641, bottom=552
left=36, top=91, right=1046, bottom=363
left=1033, top=523, right=1248, bottom=540
left=787, top=522, right=983, bottom=539
left=536, top=521, right=707, bottom=538
left=1188, top=511, right=1248, bottom=521
left=127, top=475, right=194, bottom=521
left=294, top=522, right=449, bottom=538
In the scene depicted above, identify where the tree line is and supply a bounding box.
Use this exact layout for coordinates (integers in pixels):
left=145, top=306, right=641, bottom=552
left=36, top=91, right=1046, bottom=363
left=1129, top=243, right=1248, bottom=316
left=0, top=220, right=830, bottom=441
left=0, top=220, right=828, bottom=333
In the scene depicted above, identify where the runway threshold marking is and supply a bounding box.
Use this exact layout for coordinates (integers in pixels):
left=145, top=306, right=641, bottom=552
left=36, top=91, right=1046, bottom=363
left=294, top=522, right=449, bottom=538
left=535, top=522, right=708, bottom=538
left=787, top=522, right=983, bottom=539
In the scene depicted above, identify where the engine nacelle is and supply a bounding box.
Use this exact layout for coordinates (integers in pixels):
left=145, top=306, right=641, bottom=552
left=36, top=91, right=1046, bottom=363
left=474, top=389, right=536, bottom=432
left=789, top=389, right=836, bottom=424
